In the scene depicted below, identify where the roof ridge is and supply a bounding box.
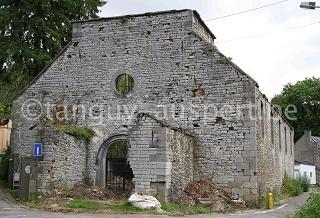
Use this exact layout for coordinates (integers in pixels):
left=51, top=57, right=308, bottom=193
left=72, top=9, right=193, bottom=24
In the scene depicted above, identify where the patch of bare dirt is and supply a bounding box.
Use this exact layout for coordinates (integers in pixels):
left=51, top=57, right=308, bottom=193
left=71, top=184, right=105, bottom=200
left=179, top=179, right=245, bottom=213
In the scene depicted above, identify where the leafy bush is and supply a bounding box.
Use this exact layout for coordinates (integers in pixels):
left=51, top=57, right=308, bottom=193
left=283, top=174, right=303, bottom=197
left=9, top=189, right=19, bottom=200
left=82, top=174, right=93, bottom=187
left=296, top=174, right=311, bottom=192
left=295, top=193, right=320, bottom=218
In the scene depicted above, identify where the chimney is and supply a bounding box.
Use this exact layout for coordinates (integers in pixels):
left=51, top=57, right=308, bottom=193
left=304, top=130, right=312, bottom=138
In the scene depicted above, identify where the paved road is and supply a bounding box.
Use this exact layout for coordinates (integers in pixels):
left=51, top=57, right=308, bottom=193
left=0, top=191, right=310, bottom=218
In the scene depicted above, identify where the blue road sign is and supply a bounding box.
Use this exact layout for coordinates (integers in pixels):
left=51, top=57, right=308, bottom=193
left=34, top=143, right=43, bottom=157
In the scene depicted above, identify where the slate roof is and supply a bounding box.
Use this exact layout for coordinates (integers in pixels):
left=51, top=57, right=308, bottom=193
left=295, top=160, right=316, bottom=166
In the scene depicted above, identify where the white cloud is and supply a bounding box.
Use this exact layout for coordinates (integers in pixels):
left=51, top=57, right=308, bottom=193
left=99, top=0, right=320, bottom=99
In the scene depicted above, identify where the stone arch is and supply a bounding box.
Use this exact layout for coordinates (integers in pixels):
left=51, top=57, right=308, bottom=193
left=95, top=134, right=129, bottom=189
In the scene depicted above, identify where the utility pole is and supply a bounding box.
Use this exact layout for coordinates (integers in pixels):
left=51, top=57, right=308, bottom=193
left=300, top=2, right=320, bottom=9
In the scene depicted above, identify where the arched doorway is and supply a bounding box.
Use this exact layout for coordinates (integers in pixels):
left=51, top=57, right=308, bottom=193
left=96, top=135, right=134, bottom=192
left=106, top=140, right=134, bottom=191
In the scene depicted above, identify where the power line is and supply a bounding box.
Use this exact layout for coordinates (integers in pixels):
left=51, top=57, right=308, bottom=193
left=215, top=20, right=320, bottom=44
left=205, top=0, right=289, bottom=21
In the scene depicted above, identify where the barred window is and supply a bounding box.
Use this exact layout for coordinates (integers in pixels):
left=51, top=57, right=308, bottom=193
left=116, top=74, right=134, bottom=96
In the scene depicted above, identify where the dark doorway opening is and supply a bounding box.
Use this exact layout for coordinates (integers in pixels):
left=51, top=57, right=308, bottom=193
left=106, top=140, right=134, bottom=192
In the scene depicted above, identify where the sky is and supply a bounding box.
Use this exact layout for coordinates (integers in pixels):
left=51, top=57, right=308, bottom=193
left=99, top=0, right=320, bottom=99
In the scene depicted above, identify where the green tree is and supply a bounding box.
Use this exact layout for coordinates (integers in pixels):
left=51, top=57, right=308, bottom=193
left=272, top=77, right=320, bottom=141
left=0, top=102, right=5, bottom=120
left=0, top=102, right=4, bottom=115
left=0, top=0, right=106, bottom=109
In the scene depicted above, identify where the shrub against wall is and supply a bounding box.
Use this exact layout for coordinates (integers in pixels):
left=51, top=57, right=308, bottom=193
left=296, top=174, right=311, bottom=192
left=282, top=174, right=309, bottom=197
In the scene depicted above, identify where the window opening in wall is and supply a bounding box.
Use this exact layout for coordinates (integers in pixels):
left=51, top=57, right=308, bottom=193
left=271, top=112, right=274, bottom=145
left=290, top=131, right=293, bottom=155
left=279, top=121, right=281, bottom=149
left=261, top=101, right=265, bottom=138
left=106, top=140, right=134, bottom=192
left=115, top=74, right=134, bottom=96
left=284, top=127, right=288, bottom=154
left=310, top=172, right=312, bottom=177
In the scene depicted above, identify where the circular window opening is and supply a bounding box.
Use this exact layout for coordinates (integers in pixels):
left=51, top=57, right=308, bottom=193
left=115, top=74, right=134, bottom=96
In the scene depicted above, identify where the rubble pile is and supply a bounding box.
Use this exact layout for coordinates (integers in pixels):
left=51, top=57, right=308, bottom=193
left=179, top=179, right=245, bottom=212
left=71, top=184, right=105, bottom=200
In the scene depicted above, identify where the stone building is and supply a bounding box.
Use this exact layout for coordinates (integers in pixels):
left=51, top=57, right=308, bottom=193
left=10, top=9, right=294, bottom=202
left=295, top=130, right=320, bottom=184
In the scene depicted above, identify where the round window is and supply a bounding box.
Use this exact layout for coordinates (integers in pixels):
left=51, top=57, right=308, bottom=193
left=115, top=74, right=134, bottom=96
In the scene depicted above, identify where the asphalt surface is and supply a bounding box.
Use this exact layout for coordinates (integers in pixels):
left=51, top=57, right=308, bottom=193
left=0, top=190, right=310, bottom=218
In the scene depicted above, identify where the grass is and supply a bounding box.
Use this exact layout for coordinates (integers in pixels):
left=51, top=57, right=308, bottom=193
left=185, top=205, right=212, bottom=214
left=64, top=200, right=211, bottom=214
left=106, top=202, right=148, bottom=212
left=53, top=123, right=95, bottom=143
left=294, top=193, right=320, bottom=218
left=65, top=199, right=106, bottom=210
left=161, top=202, right=211, bottom=214
left=65, top=200, right=152, bottom=212
left=161, top=202, right=181, bottom=212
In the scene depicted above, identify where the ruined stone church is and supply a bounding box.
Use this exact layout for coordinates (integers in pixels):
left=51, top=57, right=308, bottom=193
left=11, top=10, right=294, bottom=202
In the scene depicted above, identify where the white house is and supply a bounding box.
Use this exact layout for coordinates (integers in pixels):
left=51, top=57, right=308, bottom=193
left=294, top=161, right=316, bottom=185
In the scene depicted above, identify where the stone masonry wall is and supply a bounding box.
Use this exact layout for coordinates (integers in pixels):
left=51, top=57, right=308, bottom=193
left=169, top=128, right=195, bottom=201
left=52, top=128, right=87, bottom=188
left=11, top=9, right=287, bottom=201
left=128, top=115, right=172, bottom=198
left=255, top=90, right=294, bottom=198
left=10, top=118, right=87, bottom=192
left=128, top=114, right=194, bottom=200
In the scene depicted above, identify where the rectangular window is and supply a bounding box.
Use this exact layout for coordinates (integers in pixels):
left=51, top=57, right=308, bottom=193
left=290, top=131, right=293, bottom=155
left=271, top=112, right=274, bottom=144
left=285, top=127, right=288, bottom=154
left=261, top=101, right=265, bottom=138
left=279, top=121, right=281, bottom=149
left=310, top=172, right=312, bottom=177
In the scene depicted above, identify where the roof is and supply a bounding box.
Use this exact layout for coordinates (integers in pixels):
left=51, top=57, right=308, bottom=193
left=311, top=136, right=320, bottom=144
left=295, top=160, right=316, bottom=166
